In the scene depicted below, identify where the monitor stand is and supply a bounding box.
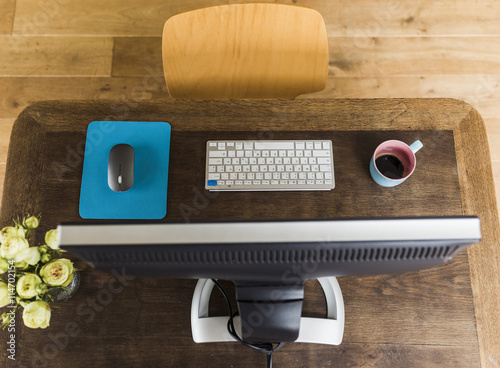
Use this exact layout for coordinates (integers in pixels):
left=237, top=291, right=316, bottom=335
left=191, top=277, right=344, bottom=345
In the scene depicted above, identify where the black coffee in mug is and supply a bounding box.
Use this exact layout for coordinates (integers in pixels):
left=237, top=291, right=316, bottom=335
left=375, top=154, right=405, bottom=179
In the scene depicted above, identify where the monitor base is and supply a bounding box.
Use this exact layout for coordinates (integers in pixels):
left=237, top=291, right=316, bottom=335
left=191, top=277, right=344, bottom=345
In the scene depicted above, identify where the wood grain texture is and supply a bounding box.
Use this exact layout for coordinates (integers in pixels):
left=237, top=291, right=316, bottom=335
left=0, top=36, right=113, bottom=76
left=1, top=99, right=496, bottom=368
left=493, top=163, right=500, bottom=211
left=300, top=75, right=500, bottom=119
left=112, top=37, right=162, bottom=77
left=485, top=118, right=500, bottom=162
left=12, top=0, right=289, bottom=36
left=454, top=108, right=500, bottom=368
left=11, top=0, right=500, bottom=37
left=0, top=77, right=169, bottom=119
left=0, top=119, right=14, bottom=160
left=0, top=0, right=15, bottom=35
left=329, top=36, right=500, bottom=76
left=303, top=0, right=500, bottom=36
left=162, top=4, right=329, bottom=99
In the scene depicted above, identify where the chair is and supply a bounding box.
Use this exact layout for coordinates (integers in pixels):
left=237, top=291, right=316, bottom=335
left=162, top=3, right=329, bottom=99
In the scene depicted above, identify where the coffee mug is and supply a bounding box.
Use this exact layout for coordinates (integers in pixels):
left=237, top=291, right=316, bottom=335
left=369, top=140, right=423, bottom=187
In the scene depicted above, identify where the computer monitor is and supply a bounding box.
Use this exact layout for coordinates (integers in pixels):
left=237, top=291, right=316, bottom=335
left=58, top=216, right=481, bottom=343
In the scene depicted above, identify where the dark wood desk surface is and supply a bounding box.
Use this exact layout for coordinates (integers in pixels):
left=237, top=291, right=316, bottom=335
left=1, top=99, right=499, bottom=368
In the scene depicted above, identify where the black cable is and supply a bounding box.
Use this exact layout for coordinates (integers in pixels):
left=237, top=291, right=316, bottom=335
left=211, top=279, right=286, bottom=368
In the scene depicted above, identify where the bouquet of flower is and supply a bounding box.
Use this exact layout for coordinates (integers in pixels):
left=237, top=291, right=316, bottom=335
left=0, top=215, right=77, bottom=329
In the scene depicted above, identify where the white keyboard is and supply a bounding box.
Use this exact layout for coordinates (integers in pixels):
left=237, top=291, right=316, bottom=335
left=205, top=140, right=335, bottom=191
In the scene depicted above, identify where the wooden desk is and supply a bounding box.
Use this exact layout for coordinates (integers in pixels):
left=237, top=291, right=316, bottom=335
left=1, top=99, right=499, bottom=368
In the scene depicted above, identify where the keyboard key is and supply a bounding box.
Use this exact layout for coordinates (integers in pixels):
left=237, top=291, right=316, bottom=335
left=313, top=150, right=330, bottom=157
left=209, top=151, right=227, bottom=157
left=255, top=141, right=294, bottom=150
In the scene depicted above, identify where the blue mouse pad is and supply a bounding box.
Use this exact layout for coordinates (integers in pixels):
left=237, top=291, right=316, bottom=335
left=79, top=121, right=171, bottom=219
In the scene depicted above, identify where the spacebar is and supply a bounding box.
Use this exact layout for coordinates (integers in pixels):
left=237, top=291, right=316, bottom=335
left=254, top=142, right=295, bottom=150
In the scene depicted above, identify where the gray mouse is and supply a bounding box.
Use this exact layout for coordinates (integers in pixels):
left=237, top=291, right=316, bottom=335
left=108, top=144, right=135, bottom=192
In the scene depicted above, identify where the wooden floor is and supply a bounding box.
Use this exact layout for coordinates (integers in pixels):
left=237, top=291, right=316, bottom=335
left=0, top=1, right=499, bottom=365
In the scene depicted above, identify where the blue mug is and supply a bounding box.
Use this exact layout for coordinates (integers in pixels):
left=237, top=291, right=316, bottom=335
left=370, top=140, right=423, bottom=187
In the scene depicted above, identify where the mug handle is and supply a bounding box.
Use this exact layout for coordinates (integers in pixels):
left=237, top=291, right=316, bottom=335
left=410, top=140, right=423, bottom=153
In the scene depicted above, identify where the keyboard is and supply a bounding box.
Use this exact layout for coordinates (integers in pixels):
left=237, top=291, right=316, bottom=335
left=205, top=140, right=335, bottom=191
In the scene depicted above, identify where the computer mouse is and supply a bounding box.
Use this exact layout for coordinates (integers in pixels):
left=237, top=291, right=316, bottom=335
left=108, top=144, right=135, bottom=192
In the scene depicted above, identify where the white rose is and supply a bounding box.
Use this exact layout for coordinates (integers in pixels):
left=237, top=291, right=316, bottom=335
left=15, top=247, right=41, bottom=266
left=40, top=259, right=74, bottom=286
left=22, top=301, right=51, bottom=329
left=17, top=273, right=43, bottom=299
left=0, top=236, right=29, bottom=260
left=45, top=229, right=59, bottom=249
left=0, top=226, right=25, bottom=243
left=0, top=282, right=9, bottom=308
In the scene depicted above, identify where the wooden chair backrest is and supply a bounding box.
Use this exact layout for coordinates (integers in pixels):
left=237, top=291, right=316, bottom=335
left=162, top=4, right=329, bottom=99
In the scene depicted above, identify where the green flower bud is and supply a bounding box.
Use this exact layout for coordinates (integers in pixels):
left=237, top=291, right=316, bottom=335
left=39, top=259, right=74, bottom=286
left=45, top=229, right=59, bottom=250
left=16, top=273, right=43, bottom=299
left=35, top=283, right=48, bottom=296
left=41, top=254, right=52, bottom=263
left=38, top=245, right=48, bottom=254
left=23, top=216, right=40, bottom=230
left=22, top=301, right=51, bottom=329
